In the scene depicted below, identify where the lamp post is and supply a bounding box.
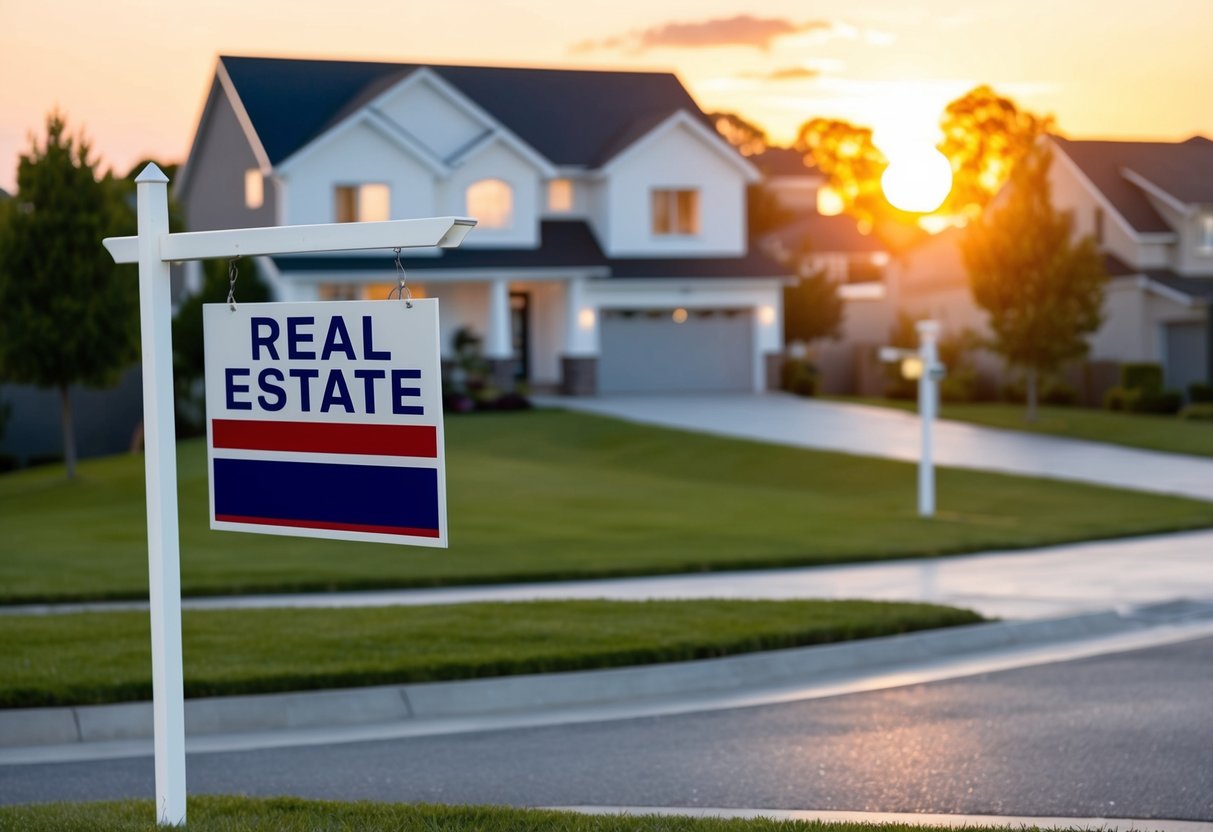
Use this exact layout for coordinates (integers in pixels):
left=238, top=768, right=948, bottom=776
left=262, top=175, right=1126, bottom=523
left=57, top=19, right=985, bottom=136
left=915, top=320, right=942, bottom=518
left=878, top=319, right=945, bottom=518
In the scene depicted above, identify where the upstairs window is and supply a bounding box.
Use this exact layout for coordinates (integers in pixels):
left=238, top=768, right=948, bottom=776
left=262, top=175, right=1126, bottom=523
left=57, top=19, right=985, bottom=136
left=548, top=178, right=573, bottom=212
left=244, top=169, right=263, bottom=209
left=334, top=183, right=390, bottom=223
left=1200, top=214, right=1213, bottom=254
left=467, top=179, right=513, bottom=229
left=651, top=189, right=699, bottom=236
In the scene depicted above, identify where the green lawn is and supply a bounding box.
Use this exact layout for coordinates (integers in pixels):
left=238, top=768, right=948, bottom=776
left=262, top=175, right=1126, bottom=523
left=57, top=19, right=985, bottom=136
left=832, top=397, right=1213, bottom=457
left=0, top=600, right=980, bottom=707
left=0, top=797, right=1107, bottom=832
left=3, top=409, right=1213, bottom=604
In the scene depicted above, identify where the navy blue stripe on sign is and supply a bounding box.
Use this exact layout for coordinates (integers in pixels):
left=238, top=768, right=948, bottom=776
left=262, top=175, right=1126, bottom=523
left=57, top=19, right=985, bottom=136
left=213, top=458, right=439, bottom=534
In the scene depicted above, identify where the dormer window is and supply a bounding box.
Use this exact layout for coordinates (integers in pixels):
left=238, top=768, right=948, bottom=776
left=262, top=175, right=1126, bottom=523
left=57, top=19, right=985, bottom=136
left=334, top=183, right=390, bottom=223
left=1199, top=214, right=1213, bottom=254
left=651, top=189, right=699, bottom=236
left=548, top=179, right=573, bottom=212
left=467, top=179, right=513, bottom=229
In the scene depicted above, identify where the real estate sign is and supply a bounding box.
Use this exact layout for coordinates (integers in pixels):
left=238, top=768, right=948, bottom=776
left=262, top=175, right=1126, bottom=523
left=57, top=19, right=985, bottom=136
left=203, top=299, right=447, bottom=547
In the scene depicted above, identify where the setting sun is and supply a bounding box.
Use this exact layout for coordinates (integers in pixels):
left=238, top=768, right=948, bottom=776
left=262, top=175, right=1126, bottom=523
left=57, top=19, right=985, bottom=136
left=880, top=147, right=953, bottom=214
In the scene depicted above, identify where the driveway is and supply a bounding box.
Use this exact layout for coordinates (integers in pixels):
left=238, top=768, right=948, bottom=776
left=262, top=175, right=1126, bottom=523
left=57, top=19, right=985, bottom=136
left=536, top=393, right=1213, bottom=502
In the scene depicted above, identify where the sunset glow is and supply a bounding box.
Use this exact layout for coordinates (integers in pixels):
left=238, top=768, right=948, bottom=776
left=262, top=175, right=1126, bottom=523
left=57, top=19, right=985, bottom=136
left=881, top=147, right=953, bottom=214
left=2, top=1, right=1212, bottom=193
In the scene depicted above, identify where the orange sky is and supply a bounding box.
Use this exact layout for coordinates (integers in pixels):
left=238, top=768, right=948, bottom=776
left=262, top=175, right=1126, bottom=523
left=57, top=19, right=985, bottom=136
left=2, top=0, right=1211, bottom=193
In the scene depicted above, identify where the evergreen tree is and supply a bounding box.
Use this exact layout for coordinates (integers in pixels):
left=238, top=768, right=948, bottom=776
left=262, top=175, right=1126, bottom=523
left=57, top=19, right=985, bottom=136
left=960, top=146, right=1107, bottom=421
left=0, top=112, right=137, bottom=477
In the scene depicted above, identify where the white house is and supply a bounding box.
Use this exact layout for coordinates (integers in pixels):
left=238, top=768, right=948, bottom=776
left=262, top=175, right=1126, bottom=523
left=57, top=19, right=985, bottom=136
left=176, top=56, right=790, bottom=396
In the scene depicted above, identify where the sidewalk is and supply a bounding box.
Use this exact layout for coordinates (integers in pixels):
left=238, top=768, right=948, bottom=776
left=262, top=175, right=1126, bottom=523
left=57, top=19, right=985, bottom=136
left=535, top=394, right=1213, bottom=502
left=11, top=528, right=1213, bottom=622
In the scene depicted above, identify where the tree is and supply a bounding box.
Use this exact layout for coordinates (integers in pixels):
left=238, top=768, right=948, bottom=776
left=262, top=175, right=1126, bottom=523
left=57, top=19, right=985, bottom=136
left=792, top=118, right=888, bottom=228
left=0, top=112, right=137, bottom=478
left=709, top=111, right=768, bottom=157
left=960, top=146, right=1106, bottom=421
left=938, top=85, right=1053, bottom=219
left=783, top=269, right=843, bottom=346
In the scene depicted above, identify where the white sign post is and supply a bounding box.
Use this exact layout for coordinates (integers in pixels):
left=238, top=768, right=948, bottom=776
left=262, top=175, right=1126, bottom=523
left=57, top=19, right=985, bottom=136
left=102, top=163, right=474, bottom=826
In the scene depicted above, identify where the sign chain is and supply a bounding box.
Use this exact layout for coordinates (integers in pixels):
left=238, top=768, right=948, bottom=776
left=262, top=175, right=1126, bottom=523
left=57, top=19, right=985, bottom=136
left=389, top=247, right=413, bottom=308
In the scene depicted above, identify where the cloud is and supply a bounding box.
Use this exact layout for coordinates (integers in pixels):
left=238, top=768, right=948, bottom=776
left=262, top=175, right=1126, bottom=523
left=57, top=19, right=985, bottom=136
left=571, top=15, right=831, bottom=54
left=739, top=66, right=821, bottom=82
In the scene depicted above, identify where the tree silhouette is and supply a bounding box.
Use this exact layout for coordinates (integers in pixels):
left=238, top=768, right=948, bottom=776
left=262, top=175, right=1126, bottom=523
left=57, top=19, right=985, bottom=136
left=0, top=112, right=137, bottom=477
left=709, top=111, right=769, bottom=157
left=960, top=146, right=1106, bottom=421
left=938, top=85, right=1053, bottom=219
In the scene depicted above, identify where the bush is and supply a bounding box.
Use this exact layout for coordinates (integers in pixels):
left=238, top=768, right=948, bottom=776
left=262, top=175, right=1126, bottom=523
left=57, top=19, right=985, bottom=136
left=940, top=367, right=978, bottom=403
left=1188, top=382, right=1213, bottom=404
left=1179, top=403, right=1213, bottom=421
left=1041, top=379, right=1077, bottom=406
left=1103, top=386, right=1137, bottom=412
left=1120, top=362, right=1163, bottom=393
left=781, top=358, right=818, bottom=397
left=1136, top=390, right=1184, bottom=415
left=1104, top=385, right=1182, bottom=415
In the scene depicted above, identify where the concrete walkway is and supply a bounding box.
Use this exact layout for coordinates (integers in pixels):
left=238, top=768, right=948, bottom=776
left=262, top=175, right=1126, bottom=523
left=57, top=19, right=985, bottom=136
left=9, top=528, right=1213, bottom=622
left=535, top=394, right=1213, bottom=502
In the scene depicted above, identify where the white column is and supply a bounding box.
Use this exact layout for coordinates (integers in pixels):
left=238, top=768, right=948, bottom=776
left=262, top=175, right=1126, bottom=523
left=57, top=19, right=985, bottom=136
left=753, top=301, right=781, bottom=393
left=916, top=319, right=940, bottom=519
left=485, top=278, right=512, bottom=359
left=134, top=164, right=187, bottom=826
left=563, top=276, right=598, bottom=356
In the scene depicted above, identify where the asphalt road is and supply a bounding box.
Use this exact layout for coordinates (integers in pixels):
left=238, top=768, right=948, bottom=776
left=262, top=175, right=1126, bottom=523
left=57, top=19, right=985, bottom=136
left=4, top=636, right=1212, bottom=820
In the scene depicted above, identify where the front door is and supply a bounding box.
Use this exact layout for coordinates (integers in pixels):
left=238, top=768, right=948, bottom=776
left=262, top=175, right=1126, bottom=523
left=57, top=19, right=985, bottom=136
left=510, top=291, right=530, bottom=381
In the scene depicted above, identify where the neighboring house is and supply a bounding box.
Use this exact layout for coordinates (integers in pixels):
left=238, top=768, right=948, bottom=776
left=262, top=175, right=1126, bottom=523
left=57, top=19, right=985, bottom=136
left=887, top=134, right=1213, bottom=396
left=177, top=56, right=791, bottom=396
left=753, top=148, right=892, bottom=393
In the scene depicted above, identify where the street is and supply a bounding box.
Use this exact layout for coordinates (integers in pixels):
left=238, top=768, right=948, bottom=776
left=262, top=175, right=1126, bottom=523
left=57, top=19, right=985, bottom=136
left=4, top=635, right=1211, bottom=820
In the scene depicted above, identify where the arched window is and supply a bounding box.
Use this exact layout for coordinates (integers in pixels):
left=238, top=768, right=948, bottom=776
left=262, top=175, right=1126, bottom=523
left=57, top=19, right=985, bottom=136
left=466, top=179, right=513, bottom=229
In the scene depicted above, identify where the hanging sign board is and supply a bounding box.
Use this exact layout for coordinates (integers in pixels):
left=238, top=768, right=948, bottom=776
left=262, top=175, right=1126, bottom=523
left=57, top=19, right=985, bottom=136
left=203, top=299, right=447, bottom=547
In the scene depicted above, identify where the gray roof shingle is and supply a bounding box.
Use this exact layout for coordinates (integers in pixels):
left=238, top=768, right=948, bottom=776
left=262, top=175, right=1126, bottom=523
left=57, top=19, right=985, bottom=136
left=1053, top=135, right=1213, bottom=235
left=220, top=55, right=712, bottom=168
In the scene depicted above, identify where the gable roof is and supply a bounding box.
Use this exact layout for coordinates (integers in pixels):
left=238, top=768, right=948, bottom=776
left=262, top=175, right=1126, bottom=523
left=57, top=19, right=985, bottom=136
left=219, top=55, right=713, bottom=169
left=1051, top=135, right=1213, bottom=235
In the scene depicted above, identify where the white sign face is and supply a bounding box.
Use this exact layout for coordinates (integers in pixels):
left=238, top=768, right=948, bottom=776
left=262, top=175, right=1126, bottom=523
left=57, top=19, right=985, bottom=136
left=203, top=299, right=447, bottom=547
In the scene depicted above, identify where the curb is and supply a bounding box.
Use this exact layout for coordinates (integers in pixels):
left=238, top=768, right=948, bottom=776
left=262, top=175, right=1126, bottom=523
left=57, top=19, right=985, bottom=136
left=2, top=605, right=1208, bottom=750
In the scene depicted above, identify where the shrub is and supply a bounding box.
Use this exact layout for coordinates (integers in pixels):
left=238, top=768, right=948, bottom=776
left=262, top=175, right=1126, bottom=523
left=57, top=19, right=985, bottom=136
left=781, top=359, right=818, bottom=397
left=1179, top=403, right=1213, bottom=421
left=1120, top=362, right=1163, bottom=394
left=1041, top=379, right=1077, bottom=406
left=1103, top=386, right=1139, bottom=412
left=1135, top=390, right=1184, bottom=415
left=1188, top=382, right=1213, bottom=404
left=940, top=367, right=978, bottom=403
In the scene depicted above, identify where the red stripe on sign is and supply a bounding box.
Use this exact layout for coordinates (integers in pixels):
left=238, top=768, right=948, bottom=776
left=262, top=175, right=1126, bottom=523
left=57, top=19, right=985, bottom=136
left=215, top=514, right=442, bottom=538
left=212, top=419, right=437, bottom=458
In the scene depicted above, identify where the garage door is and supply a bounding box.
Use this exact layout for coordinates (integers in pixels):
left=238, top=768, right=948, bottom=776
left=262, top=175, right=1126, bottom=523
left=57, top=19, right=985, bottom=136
left=598, top=309, right=754, bottom=394
left=1164, top=321, right=1208, bottom=392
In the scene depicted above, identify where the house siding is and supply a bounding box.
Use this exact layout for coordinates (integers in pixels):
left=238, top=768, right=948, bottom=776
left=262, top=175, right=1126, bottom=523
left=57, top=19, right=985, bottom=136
left=280, top=120, right=437, bottom=225
left=181, top=81, right=277, bottom=232
left=602, top=124, right=747, bottom=258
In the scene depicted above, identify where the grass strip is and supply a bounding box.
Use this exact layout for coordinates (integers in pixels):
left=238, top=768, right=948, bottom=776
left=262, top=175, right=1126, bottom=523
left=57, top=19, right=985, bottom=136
left=830, top=397, right=1213, bottom=458
left=3, top=409, right=1213, bottom=604
left=0, top=599, right=981, bottom=708
left=0, top=796, right=1117, bottom=832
